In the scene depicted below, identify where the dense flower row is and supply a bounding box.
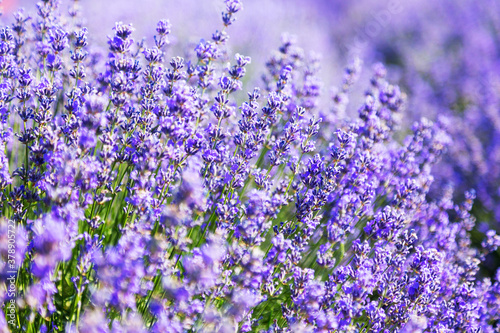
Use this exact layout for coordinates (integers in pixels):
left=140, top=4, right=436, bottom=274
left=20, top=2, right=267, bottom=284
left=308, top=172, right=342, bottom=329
left=54, top=0, right=500, bottom=224
left=0, top=0, right=499, bottom=332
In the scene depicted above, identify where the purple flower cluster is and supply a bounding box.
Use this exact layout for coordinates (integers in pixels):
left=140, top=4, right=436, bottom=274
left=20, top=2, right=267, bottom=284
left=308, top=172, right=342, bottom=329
left=0, top=0, right=499, bottom=332
left=304, top=0, right=500, bottom=226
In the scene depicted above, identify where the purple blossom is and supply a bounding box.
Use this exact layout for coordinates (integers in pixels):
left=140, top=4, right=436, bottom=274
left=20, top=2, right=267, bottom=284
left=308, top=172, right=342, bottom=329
left=0, top=0, right=498, bottom=332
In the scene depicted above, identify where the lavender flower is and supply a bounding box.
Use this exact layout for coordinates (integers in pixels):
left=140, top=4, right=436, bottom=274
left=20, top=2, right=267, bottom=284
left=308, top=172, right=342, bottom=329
left=0, top=0, right=498, bottom=332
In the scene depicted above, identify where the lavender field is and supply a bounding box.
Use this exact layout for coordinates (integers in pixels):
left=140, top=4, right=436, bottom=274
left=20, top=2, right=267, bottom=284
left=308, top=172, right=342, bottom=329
left=1, top=0, right=500, bottom=332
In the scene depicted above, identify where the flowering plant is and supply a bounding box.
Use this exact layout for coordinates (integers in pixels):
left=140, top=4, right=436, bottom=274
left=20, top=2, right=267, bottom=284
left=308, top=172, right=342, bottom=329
left=0, top=0, right=499, bottom=332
